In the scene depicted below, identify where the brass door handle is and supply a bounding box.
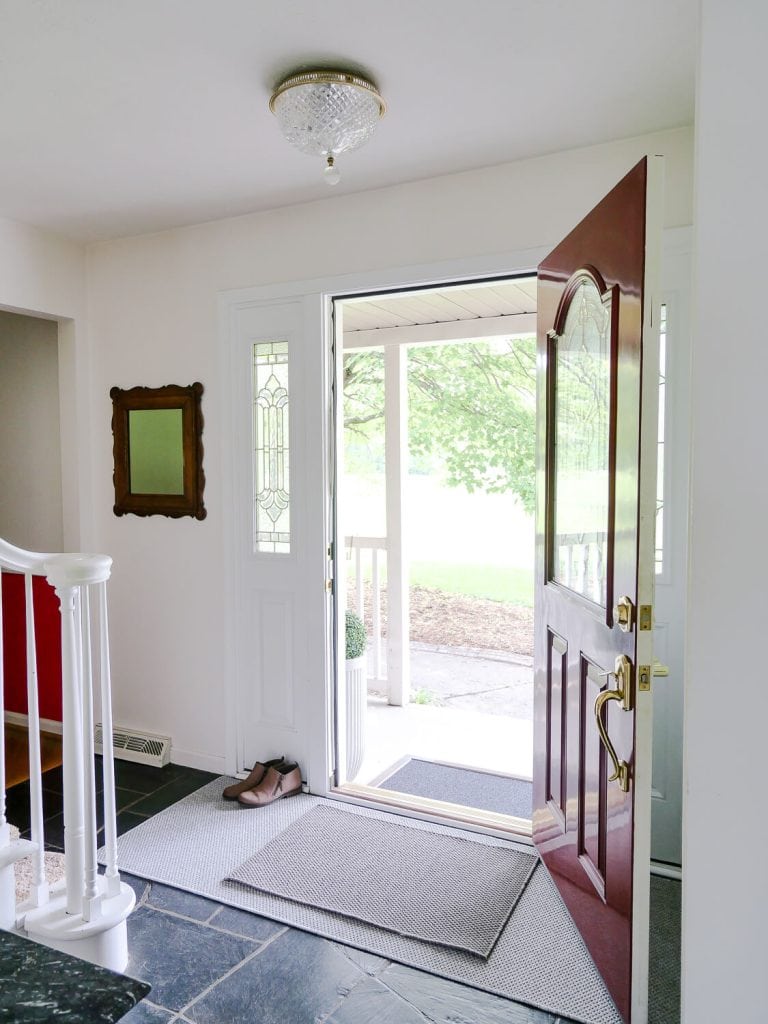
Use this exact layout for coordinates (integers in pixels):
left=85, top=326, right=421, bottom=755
left=594, top=654, right=633, bottom=793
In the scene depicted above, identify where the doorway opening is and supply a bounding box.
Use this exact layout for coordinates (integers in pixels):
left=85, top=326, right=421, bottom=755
left=333, top=276, right=537, bottom=833
left=0, top=309, right=65, bottom=784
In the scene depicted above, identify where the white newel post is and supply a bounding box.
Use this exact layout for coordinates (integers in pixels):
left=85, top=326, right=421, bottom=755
left=18, top=552, right=135, bottom=972
left=384, top=344, right=410, bottom=707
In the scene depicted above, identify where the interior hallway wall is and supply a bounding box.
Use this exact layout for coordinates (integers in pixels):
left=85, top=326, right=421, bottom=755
left=683, top=1, right=768, bottom=1020
left=85, top=127, right=693, bottom=771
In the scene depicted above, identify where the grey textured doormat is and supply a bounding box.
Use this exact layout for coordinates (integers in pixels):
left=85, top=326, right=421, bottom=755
left=375, top=757, right=533, bottom=818
left=227, top=803, right=536, bottom=958
left=102, top=778, right=628, bottom=1023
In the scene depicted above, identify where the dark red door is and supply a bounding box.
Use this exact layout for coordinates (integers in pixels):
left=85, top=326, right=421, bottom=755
left=533, top=158, right=661, bottom=1023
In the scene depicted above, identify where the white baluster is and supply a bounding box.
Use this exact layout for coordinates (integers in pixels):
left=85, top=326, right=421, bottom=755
left=0, top=571, right=13, bottom=932
left=562, top=544, right=571, bottom=588
left=24, top=574, right=48, bottom=907
left=372, top=548, right=382, bottom=681
left=354, top=545, right=363, bottom=624
left=97, top=581, right=120, bottom=897
left=55, top=581, right=86, bottom=917
left=79, top=587, right=101, bottom=921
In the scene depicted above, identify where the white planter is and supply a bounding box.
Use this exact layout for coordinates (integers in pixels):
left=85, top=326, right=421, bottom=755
left=345, top=654, right=367, bottom=780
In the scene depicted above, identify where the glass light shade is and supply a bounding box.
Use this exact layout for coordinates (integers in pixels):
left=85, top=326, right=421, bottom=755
left=270, top=71, right=385, bottom=158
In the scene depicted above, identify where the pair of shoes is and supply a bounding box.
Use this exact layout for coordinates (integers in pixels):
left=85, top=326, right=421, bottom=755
left=222, top=756, right=284, bottom=801
left=238, top=762, right=302, bottom=807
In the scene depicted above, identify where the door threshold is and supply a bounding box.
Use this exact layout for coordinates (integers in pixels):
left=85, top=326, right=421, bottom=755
left=331, top=781, right=533, bottom=845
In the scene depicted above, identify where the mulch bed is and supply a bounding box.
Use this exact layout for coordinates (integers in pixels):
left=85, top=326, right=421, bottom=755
left=348, top=582, right=533, bottom=658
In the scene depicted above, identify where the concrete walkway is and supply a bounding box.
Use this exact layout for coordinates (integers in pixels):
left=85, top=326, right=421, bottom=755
left=354, top=643, right=534, bottom=787
left=368, top=642, right=533, bottom=718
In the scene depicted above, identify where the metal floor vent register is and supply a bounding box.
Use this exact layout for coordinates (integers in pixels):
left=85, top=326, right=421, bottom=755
left=94, top=724, right=171, bottom=767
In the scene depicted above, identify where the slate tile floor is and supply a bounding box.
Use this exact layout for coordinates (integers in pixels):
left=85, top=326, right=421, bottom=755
left=7, top=759, right=579, bottom=1024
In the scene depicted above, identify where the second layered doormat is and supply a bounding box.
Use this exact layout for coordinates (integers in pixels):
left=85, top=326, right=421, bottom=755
left=103, top=778, right=625, bottom=1024
left=227, top=804, right=536, bottom=958
left=372, top=756, right=534, bottom=818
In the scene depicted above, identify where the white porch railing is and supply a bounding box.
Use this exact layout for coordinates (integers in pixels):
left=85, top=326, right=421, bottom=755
left=345, top=535, right=409, bottom=706
left=347, top=536, right=387, bottom=687
left=555, top=531, right=607, bottom=605
left=0, top=537, right=134, bottom=972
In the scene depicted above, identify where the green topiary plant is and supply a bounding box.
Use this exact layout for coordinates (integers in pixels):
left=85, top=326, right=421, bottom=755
left=345, top=610, right=367, bottom=660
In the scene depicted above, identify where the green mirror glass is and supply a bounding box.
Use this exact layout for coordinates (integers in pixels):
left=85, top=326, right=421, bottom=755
left=128, top=409, right=185, bottom=495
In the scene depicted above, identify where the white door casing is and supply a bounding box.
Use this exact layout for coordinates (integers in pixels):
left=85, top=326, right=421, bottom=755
left=651, top=228, right=692, bottom=868
left=220, top=236, right=687, bottom=866
left=221, top=291, right=333, bottom=788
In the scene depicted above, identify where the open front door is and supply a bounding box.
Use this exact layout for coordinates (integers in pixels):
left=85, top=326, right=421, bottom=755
left=533, top=157, right=662, bottom=1024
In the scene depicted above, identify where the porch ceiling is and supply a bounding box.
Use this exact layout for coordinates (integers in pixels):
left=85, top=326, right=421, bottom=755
left=342, top=278, right=536, bottom=335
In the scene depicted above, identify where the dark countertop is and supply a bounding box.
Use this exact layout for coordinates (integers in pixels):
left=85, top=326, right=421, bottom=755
left=0, top=929, right=150, bottom=1023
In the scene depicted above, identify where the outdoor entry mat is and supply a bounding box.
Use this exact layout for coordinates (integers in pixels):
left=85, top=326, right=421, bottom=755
left=226, top=803, right=536, bottom=958
left=374, top=756, right=533, bottom=818
left=101, top=779, right=625, bottom=1024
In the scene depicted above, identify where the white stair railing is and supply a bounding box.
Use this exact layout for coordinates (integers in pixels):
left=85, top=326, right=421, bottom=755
left=0, top=537, right=134, bottom=971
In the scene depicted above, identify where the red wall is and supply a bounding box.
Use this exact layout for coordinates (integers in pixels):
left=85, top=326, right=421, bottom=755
left=2, top=574, right=62, bottom=722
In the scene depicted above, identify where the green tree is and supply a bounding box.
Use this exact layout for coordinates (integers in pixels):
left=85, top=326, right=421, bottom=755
left=343, top=337, right=537, bottom=513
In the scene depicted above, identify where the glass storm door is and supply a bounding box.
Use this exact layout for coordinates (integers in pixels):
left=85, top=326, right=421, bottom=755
left=533, top=157, right=661, bottom=1024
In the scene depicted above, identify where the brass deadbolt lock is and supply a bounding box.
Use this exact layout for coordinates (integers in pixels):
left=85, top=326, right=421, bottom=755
left=613, top=595, right=634, bottom=633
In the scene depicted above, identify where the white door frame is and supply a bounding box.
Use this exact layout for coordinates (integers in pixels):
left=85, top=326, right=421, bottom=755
left=218, top=233, right=688, bottom=823
left=218, top=245, right=548, bottom=789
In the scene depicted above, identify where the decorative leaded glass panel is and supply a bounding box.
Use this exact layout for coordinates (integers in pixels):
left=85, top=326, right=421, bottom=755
left=253, top=341, right=290, bottom=553
left=551, top=278, right=611, bottom=606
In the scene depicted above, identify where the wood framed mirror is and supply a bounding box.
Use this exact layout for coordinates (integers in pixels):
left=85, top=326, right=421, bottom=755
left=110, top=382, right=206, bottom=520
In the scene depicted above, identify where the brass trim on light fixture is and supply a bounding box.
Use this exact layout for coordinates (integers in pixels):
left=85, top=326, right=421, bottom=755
left=269, top=69, right=386, bottom=117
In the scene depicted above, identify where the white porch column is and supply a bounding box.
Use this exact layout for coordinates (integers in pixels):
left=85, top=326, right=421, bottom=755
left=384, top=344, right=409, bottom=706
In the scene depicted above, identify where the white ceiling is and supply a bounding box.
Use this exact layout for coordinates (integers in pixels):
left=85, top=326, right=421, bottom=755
left=0, top=1, right=697, bottom=243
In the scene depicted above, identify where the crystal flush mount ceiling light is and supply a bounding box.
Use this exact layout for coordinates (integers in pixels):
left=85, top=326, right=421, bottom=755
left=269, top=69, right=386, bottom=185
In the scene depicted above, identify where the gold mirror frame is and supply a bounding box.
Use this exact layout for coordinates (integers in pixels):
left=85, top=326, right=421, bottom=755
left=110, top=382, right=206, bottom=520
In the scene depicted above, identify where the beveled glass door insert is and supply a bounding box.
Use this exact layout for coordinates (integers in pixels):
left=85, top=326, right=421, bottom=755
left=253, top=340, right=290, bottom=553
left=549, top=273, right=613, bottom=607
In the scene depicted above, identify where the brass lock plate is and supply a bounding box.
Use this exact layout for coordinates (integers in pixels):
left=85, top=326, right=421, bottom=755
left=638, top=665, right=652, bottom=692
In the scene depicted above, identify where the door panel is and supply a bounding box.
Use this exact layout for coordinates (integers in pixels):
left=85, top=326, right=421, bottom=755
left=226, top=296, right=331, bottom=787
left=534, top=157, right=661, bottom=1023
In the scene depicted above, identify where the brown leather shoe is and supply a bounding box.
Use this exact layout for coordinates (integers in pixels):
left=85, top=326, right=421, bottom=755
left=223, top=757, right=284, bottom=800
left=237, top=762, right=302, bottom=807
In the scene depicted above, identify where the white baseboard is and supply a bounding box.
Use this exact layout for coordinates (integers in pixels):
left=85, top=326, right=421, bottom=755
left=3, top=714, right=225, bottom=775
left=4, top=710, right=63, bottom=736
left=169, top=746, right=227, bottom=775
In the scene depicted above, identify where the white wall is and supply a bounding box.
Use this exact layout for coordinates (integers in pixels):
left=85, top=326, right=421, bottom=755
left=0, top=311, right=63, bottom=551
left=683, top=2, right=768, bottom=1021
left=0, top=217, right=87, bottom=551
left=85, top=127, right=693, bottom=772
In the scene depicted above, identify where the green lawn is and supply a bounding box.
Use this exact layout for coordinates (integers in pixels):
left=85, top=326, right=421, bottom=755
left=350, top=559, right=534, bottom=606
left=410, top=561, right=533, bottom=606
